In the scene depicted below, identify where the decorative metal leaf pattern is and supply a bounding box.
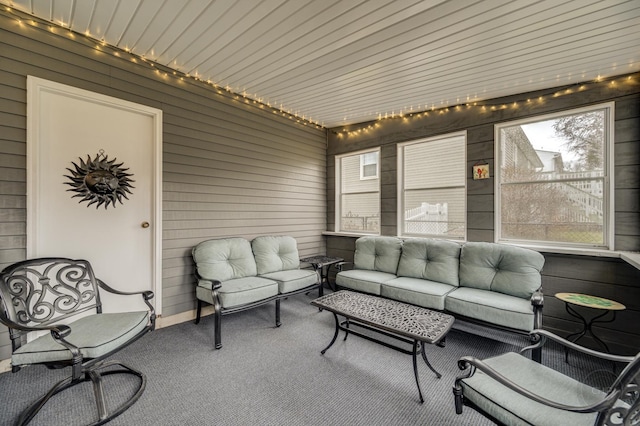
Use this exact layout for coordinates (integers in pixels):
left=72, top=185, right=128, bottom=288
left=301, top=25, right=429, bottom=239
left=313, top=290, right=454, bottom=343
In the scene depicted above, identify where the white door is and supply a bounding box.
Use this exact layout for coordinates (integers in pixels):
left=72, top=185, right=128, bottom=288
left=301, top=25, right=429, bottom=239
left=27, top=76, right=162, bottom=314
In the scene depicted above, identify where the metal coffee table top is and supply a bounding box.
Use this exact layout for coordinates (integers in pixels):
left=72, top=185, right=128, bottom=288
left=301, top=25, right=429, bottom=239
left=312, top=290, right=454, bottom=344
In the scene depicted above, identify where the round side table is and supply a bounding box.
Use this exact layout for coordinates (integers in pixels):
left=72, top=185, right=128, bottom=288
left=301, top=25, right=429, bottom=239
left=555, top=292, right=625, bottom=356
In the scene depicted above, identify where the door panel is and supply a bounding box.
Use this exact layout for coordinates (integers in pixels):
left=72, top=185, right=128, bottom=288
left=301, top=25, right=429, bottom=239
left=27, top=77, right=162, bottom=314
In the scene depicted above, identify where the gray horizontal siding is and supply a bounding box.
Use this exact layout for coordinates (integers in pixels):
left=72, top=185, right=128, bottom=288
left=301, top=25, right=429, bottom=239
left=0, top=11, right=327, bottom=360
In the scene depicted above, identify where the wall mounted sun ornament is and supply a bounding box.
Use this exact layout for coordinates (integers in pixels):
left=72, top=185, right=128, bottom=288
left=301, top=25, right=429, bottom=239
left=64, top=150, right=135, bottom=209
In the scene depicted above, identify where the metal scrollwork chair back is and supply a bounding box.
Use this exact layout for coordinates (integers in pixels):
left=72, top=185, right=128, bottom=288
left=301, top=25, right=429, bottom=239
left=0, top=257, right=156, bottom=425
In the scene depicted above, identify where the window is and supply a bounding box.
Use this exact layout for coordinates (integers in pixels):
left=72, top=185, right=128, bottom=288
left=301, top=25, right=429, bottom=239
left=336, top=149, right=380, bottom=233
left=496, top=103, right=613, bottom=249
left=398, top=133, right=466, bottom=239
left=360, top=152, right=379, bottom=179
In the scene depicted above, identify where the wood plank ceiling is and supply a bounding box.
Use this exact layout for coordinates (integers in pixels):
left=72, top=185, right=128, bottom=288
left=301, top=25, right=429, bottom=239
left=3, top=0, right=639, bottom=128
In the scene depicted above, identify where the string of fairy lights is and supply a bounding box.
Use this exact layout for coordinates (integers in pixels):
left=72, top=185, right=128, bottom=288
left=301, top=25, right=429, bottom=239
left=3, top=6, right=638, bottom=136
left=2, top=5, right=324, bottom=129
left=334, top=72, right=638, bottom=137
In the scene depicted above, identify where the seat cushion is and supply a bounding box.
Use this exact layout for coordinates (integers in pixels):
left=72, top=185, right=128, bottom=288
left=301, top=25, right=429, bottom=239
left=353, top=236, right=402, bottom=274
left=445, top=287, right=534, bottom=331
left=382, top=277, right=456, bottom=310
left=12, top=312, right=150, bottom=365
left=396, top=238, right=461, bottom=286
left=252, top=235, right=301, bottom=275
left=259, top=269, right=318, bottom=294
left=193, top=237, right=257, bottom=281
left=459, top=242, right=544, bottom=299
left=335, top=269, right=397, bottom=295
left=460, top=352, right=607, bottom=426
left=196, top=276, right=278, bottom=308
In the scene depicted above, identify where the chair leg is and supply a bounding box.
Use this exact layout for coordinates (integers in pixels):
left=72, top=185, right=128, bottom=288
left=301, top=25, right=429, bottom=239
left=453, top=383, right=464, bottom=414
left=214, top=306, right=222, bottom=349
left=275, top=299, right=281, bottom=327
left=17, top=360, right=146, bottom=426
left=195, top=299, right=202, bottom=324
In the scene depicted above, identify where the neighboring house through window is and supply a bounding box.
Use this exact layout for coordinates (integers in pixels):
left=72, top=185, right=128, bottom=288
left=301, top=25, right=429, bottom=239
left=360, top=151, right=379, bottom=179
left=495, top=102, right=613, bottom=249
left=398, top=132, right=466, bottom=239
left=336, top=149, right=380, bottom=233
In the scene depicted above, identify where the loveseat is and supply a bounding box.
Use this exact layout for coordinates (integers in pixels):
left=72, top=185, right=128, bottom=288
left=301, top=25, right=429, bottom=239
left=335, top=236, right=545, bottom=357
left=193, top=235, right=319, bottom=349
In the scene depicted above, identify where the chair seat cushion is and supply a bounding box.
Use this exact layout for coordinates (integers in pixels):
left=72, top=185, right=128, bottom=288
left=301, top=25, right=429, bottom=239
left=336, top=269, right=397, bottom=295
left=445, top=287, right=534, bottom=331
left=460, top=352, right=611, bottom=426
left=12, top=311, right=150, bottom=365
left=382, top=277, right=456, bottom=310
left=259, top=269, right=318, bottom=294
left=196, top=276, right=278, bottom=308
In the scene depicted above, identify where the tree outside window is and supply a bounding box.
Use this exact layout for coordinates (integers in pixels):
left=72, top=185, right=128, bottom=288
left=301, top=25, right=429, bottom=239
left=497, top=104, right=612, bottom=248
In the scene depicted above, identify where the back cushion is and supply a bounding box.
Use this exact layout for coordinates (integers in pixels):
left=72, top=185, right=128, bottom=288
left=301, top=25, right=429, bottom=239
left=354, top=236, right=402, bottom=274
left=252, top=235, right=300, bottom=275
left=192, top=237, right=257, bottom=281
left=459, top=242, right=545, bottom=298
left=397, top=238, right=461, bottom=286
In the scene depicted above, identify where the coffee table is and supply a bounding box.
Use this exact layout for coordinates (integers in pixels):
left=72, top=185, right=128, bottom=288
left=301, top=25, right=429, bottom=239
left=311, top=290, right=454, bottom=403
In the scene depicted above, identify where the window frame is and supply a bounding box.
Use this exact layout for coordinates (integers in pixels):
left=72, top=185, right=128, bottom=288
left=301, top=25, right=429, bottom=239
left=397, top=131, right=467, bottom=240
left=494, top=102, right=615, bottom=250
left=335, top=148, right=381, bottom=235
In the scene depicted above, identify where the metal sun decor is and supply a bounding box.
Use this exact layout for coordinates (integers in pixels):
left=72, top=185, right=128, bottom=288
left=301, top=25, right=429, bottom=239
left=64, top=150, right=135, bottom=209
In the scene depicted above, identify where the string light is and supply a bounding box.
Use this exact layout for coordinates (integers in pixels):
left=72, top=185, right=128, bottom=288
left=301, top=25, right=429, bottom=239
left=333, top=72, right=638, bottom=137
left=2, top=7, right=323, bottom=130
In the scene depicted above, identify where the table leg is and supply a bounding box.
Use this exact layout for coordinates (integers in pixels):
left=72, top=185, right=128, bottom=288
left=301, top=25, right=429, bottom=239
left=412, top=341, right=425, bottom=404
left=320, top=313, right=340, bottom=355
left=564, top=303, right=615, bottom=362
left=420, top=342, right=442, bottom=379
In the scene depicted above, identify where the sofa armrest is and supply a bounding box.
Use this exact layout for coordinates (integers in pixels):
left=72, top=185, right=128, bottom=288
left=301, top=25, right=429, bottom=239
left=531, top=289, right=544, bottom=307
left=335, top=261, right=354, bottom=272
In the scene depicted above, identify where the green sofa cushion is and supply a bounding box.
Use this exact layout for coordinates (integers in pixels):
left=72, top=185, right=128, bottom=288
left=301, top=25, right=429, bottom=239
left=196, top=276, right=278, bottom=308
left=252, top=235, right=301, bottom=275
left=259, top=269, right=318, bottom=294
left=12, top=312, right=150, bottom=365
left=381, top=277, right=456, bottom=310
left=354, top=236, right=402, bottom=274
left=460, top=352, right=613, bottom=425
left=396, top=238, right=461, bottom=286
left=336, top=269, right=397, bottom=295
left=459, top=242, right=544, bottom=299
left=193, top=237, right=257, bottom=281
left=445, top=287, right=534, bottom=331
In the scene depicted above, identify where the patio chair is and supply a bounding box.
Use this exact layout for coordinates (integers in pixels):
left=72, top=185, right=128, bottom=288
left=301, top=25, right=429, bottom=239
left=453, top=329, right=639, bottom=425
left=0, top=257, right=156, bottom=425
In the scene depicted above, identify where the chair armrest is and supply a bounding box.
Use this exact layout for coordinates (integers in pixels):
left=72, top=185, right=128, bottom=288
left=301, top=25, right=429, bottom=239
left=96, top=279, right=156, bottom=327
left=521, top=329, right=634, bottom=364
left=455, top=355, right=618, bottom=413
left=97, top=279, right=154, bottom=299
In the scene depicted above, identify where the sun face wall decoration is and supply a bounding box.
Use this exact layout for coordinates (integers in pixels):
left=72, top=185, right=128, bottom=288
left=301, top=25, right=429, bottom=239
left=64, top=150, right=135, bottom=209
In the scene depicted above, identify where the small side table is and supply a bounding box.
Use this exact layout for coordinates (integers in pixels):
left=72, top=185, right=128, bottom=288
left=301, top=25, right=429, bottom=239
left=555, top=292, right=625, bottom=357
left=300, top=255, right=344, bottom=297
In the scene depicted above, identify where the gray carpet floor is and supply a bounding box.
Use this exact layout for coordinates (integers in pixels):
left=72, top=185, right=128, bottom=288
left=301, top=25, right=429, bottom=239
left=0, top=291, right=615, bottom=425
